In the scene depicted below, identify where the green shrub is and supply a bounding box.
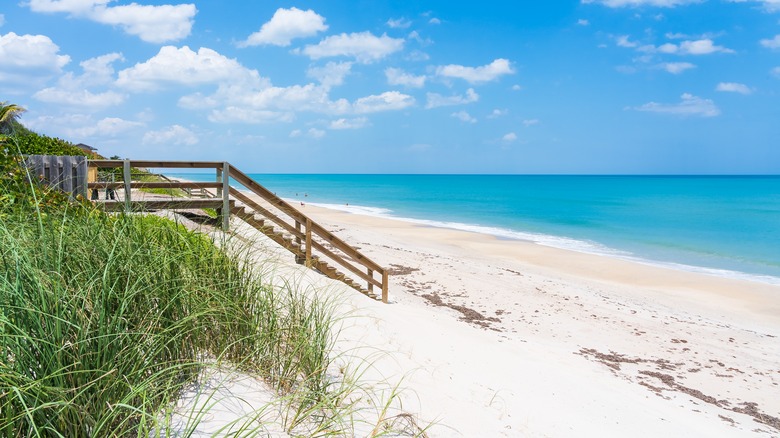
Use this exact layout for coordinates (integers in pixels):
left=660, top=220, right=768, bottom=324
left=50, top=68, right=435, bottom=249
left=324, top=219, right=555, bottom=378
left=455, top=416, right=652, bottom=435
left=8, top=131, right=89, bottom=157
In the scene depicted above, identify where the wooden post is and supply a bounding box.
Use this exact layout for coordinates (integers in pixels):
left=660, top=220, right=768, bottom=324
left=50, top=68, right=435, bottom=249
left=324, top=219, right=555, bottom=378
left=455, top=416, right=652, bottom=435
left=305, top=218, right=312, bottom=266
left=216, top=167, right=223, bottom=198
left=367, top=268, right=374, bottom=294
left=123, top=159, right=131, bottom=213
left=221, top=162, right=230, bottom=231
left=381, top=270, right=389, bottom=303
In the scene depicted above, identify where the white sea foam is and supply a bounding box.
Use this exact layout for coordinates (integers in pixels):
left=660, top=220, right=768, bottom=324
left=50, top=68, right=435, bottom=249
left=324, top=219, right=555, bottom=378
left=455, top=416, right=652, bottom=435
left=308, top=201, right=780, bottom=286
left=307, top=202, right=392, bottom=217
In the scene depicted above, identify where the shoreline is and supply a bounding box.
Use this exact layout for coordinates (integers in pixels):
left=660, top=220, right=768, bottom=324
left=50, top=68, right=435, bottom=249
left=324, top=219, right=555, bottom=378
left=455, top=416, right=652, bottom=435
left=298, top=201, right=780, bottom=324
left=305, top=199, right=780, bottom=288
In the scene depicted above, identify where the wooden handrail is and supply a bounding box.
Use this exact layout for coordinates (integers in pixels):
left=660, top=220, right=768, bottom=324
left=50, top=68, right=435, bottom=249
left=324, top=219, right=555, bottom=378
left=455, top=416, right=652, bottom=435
left=87, top=159, right=389, bottom=303
left=89, top=181, right=223, bottom=189
left=229, top=183, right=386, bottom=290
left=89, top=160, right=225, bottom=169
left=230, top=189, right=305, bottom=240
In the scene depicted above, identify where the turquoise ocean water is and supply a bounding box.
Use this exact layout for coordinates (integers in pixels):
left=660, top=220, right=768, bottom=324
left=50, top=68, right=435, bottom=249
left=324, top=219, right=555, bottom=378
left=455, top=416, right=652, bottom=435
left=171, top=174, right=780, bottom=285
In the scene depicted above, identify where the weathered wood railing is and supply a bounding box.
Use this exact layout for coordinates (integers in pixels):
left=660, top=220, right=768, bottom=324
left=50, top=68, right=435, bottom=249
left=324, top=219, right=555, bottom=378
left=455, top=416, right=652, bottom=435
left=87, top=160, right=389, bottom=302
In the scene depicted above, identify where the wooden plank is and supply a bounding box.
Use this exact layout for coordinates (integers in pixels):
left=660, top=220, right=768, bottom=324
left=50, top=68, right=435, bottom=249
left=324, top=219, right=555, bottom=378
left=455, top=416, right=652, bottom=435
left=98, top=199, right=235, bottom=212
left=47, top=155, right=60, bottom=187
left=75, top=157, right=87, bottom=198
left=61, top=156, right=73, bottom=194
left=88, top=181, right=223, bottom=189
left=222, top=162, right=230, bottom=231
left=305, top=218, right=312, bottom=267
left=382, top=270, right=389, bottom=304
left=89, top=160, right=224, bottom=169
left=123, top=160, right=131, bottom=213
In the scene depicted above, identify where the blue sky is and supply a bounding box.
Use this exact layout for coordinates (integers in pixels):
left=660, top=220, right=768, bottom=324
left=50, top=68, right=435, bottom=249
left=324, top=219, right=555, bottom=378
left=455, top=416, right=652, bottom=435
left=1, top=0, right=779, bottom=174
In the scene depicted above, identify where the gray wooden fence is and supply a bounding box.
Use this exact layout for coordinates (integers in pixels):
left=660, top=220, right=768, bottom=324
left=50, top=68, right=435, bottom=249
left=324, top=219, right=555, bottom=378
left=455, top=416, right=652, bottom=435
left=23, top=155, right=88, bottom=199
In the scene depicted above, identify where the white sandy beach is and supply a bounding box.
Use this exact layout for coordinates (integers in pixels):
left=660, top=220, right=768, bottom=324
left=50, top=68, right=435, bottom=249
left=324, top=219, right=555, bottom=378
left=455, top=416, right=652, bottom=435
left=156, top=189, right=780, bottom=437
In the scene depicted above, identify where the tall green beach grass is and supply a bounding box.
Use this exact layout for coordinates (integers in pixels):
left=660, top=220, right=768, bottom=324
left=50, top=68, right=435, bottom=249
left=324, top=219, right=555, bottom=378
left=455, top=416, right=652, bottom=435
left=0, top=196, right=341, bottom=435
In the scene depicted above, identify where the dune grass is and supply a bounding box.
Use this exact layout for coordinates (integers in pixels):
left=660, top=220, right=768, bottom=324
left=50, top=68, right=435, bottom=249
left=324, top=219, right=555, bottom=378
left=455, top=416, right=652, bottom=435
left=0, top=196, right=342, bottom=435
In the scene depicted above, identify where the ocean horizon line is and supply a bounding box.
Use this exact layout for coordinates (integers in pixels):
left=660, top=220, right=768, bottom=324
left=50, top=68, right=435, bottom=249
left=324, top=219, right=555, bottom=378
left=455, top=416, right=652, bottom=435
left=163, top=171, right=780, bottom=177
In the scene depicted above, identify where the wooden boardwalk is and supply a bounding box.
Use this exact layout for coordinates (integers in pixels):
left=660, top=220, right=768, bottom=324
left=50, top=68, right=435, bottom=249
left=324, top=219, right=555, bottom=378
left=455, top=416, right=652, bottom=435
left=87, top=159, right=389, bottom=303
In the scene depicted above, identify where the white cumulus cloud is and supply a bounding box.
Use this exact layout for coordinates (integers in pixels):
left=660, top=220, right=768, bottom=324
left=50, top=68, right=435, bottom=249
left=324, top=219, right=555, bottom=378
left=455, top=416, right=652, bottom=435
left=34, top=88, right=125, bottom=107
left=0, top=32, right=70, bottom=71
left=616, top=35, right=639, bottom=48
left=91, top=3, right=196, bottom=43
left=488, top=109, right=508, bottom=118
left=54, top=115, right=143, bottom=139
left=307, top=128, right=326, bottom=139
left=436, top=58, right=514, bottom=83
left=728, top=0, right=780, bottom=13
left=386, top=17, right=412, bottom=29
left=32, top=52, right=126, bottom=108
left=299, top=32, right=404, bottom=63
left=329, top=117, right=368, bottom=129
left=657, top=38, right=734, bottom=55
left=502, top=132, right=517, bottom=142
left=78, top=52, right=124, bottom=84
left=239, top=7, right=327, bottom=47
left=716, top=82, right=752, bottom=94
left=25, top=0, right=196, bottom=43
left=582, top=0, right=703, bottom=7
left=632, top=93, right=720, bottom=117
left=353, top=91, right=415, bottom=113
left=143, top=124, right=198, bottom=145
left=661, top=62, right=695, bottom=74
left=425, top=88, right=479, bottom=109
left=385, top=67, right=426, bottom=88
left=25, top=0, right=110, bottom=14
left=307, top=61, right=352, bottom=88
left=0, top=32, right=70, bottom=84
left=760, top=34, right=780, bottom=49
left=116, top=46, right=263, bottom=91
left=451, top=110, right=476, bottom=123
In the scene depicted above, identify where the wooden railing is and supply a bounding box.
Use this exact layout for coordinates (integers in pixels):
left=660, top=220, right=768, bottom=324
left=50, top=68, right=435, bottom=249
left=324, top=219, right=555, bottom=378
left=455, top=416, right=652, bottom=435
left=87, top=160, right=389, bottom=303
